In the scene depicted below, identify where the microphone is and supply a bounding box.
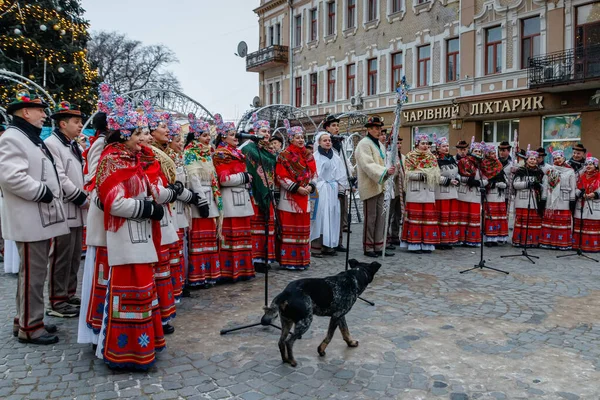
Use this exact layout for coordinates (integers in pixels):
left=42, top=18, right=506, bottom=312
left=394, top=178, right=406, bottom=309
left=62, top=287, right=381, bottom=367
left=236, top=133, right=264, bottom=142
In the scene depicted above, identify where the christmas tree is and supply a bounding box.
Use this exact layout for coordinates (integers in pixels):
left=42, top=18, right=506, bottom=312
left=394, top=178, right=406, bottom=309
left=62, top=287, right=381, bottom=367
left=0, top=0, right=98, bottom=114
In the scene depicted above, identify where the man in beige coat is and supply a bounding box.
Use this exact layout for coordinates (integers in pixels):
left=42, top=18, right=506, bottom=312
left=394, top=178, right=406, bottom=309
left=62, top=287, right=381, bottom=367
left=355, top=116, right=395, bottom=258
left=44, top=102, right=88, bottom=318
left=0, top=93, right=69, bottom=344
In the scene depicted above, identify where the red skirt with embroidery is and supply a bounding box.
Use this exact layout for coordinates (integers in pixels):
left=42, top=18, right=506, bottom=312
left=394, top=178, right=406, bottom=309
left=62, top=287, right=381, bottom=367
left=435, top=199, right=459, bottom=245
left=512, top=208, right=542, bottom=247
left=86, top=246, right=109, bottom=334
left=155, top=245, right=176, bottom=323
left=220, top=216, right=255, bottom=281
left=484, top=201, right=509, bottom=241
left=401, top=202, right=440, bottom=245
left=101, top=263, right=165, bottom=370
left=573, top=218, right=600, bottom=252
left=188, top=218, right=221, bottom=286
left=169, top=231, right=185, bottom=301
left=277, top=210, right=311, bottom=270
left=251, top=203, right=276, bottom=264
left=540, top=210, right=573, bottom=250
left=457, top=201, right=481, bottom=245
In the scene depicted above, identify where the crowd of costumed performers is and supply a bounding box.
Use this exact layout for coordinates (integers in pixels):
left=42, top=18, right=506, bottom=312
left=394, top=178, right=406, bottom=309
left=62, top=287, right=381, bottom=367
left=3, top=79, right=600, bottom=370
left=391, top=132, right=600, bottom=254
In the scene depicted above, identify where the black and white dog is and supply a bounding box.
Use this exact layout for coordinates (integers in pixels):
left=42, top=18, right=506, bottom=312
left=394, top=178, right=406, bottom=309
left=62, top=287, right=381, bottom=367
left=261, top=259, right=381, bottom=367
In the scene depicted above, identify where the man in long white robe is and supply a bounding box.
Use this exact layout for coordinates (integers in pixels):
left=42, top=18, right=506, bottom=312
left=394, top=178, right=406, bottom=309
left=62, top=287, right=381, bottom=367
left=310, top=132, right=348, bottom=256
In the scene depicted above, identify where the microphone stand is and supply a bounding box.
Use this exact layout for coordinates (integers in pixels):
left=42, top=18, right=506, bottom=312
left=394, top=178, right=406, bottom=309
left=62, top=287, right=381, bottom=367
left=557, top=195, right=598, bottom=262
left=220, top=138, right=281, bottom=335
left=501, top=170, right=539, bottom=264
left=461, top=179, right=509, bottom=274
left=338, top=134, right=374, bottom=307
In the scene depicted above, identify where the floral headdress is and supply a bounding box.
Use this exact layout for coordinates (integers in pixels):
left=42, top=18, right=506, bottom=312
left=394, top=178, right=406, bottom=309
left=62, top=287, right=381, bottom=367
left=551, top=149, right=565, bottom=159
left=525, top=144, right=538, bottom=159
left=97, top=82, right=115, bottom=114
left=141, top=99, right=167, bottom=130
left=484, top=143, right=496, bottom=154
left=415, top=134, right=430, bottom=144
left=252, top=112, right=270, bottom=132
left=214, top=113, right=235, bottom=136
left=585, top=153, right=599, bottom=168
left=469, top=136, right=485, bottom=152
left=188, top=113, right=210, bottom=139
left=434, top=136, right=447, bottom=147
left=164, top=113, right=181, bottom=141
left=107, top=96, right=148, bottom=140
left=283, top=119, right=304, bottom=139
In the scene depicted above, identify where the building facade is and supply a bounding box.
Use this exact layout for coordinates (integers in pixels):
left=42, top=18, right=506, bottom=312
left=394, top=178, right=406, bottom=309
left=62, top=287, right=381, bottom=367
left=247, top=0, right=600, bottom=157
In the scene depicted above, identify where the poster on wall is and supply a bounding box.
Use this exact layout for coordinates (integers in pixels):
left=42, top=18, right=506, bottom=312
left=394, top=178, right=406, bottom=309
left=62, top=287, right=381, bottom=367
left=542, top=114, right=582, bottom=162
left=412, top=125, right=449, bottom=148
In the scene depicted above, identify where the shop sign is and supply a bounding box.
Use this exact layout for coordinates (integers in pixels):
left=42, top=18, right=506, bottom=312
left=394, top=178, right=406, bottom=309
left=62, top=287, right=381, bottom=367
left=403, top=95, right=544, bottom=122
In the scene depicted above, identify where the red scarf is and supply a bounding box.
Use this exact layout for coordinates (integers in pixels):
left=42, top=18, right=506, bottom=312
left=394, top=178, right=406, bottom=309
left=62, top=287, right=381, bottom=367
left=458, top=155, right=479, bottom=177
left=578, top=169, right=600, bottom=195
left=213, top=143, right=247, bottom=182
left=480, top=154, right=503, bottom=179
left=96, top=143, right=162, bottom=251
left=275, top=144, right=316, bottom=212
left=140, top=145, right=167, bottom=187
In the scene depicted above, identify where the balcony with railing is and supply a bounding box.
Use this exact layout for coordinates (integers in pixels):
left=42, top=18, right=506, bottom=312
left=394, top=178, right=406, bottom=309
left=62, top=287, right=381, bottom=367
left=528, top=44, right=600, bottom=91
left=246, top=45, right=289, bottom=73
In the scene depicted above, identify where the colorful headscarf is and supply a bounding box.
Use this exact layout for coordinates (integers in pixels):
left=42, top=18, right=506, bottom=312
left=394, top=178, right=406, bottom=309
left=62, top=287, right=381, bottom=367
left=586, top=155, right=599, bottom=168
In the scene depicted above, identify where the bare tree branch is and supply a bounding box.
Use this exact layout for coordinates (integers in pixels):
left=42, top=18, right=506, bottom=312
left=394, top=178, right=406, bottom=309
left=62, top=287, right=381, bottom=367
left=88, top=30, right=182, bottom=94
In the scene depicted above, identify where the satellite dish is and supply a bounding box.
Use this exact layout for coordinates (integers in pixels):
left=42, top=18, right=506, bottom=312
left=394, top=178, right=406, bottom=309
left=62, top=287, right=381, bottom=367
left=252, top=96, right=261, bottom=108
left=237, top=41, right=248, bottom=58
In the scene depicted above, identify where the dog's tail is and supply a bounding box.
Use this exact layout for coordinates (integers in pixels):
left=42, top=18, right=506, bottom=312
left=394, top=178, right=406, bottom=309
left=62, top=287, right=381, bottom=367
left=261, top=293, right=286, bottom=326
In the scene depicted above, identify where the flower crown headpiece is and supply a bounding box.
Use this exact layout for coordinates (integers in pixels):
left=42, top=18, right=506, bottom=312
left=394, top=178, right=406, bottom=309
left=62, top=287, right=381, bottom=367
left=107, top=96, right=148, bottom=140
left=214, top=113, right=236, bottom=137
left=188, top=113, right=210, bottom=139
left=97, top=82, right=115, bottom=114
left=551, top=149, right=565, bottom=159
left=484, top=143, right=496, bottom=154
left=434, top=135, right=447, bottom=147
left=165, top=114, right=181, bottom=141
left=252, top=112, right=270, bottom=132
left=141, top=99, right=168, bottom=130
left=586, top=152, right=599, bottom=168
left=283, top=119, right=304, bottom=138
left=525, top=144, right=538, bottom=159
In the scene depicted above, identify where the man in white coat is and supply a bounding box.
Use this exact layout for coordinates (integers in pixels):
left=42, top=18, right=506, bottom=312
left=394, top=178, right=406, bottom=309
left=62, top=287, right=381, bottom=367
left=44, top=102, right=88, bottom=318
left=355, top=116, right=395, bottom=258
left=0, top=92, right=69, bottom=344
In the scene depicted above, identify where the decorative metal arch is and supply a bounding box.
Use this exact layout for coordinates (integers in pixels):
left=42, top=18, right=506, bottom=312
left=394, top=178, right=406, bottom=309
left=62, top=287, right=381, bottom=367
left=237, top=104, right=319, bottom=144
left=0, top=69, right=56, bottom=109
left=82, top=87, right=214, bottom=131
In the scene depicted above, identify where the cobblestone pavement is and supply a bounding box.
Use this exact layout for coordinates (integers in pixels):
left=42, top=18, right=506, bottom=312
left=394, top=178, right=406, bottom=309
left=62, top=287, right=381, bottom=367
left=2, top=223, right=600, bottom=400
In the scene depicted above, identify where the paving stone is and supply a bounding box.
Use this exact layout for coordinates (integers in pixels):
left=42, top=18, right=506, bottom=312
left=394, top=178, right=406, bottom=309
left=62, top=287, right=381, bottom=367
left=450, top=394, right=469, bottom=400
left=557, top=392, right=580, bottom=400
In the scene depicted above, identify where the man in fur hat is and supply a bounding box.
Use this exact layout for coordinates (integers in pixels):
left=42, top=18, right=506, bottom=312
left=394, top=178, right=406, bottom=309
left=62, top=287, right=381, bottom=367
left=0, top=92, right=69, bottom=344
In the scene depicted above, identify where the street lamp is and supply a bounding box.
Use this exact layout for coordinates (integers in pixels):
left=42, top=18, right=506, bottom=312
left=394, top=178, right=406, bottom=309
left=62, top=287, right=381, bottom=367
left=450, top=109, right=463, bottom=130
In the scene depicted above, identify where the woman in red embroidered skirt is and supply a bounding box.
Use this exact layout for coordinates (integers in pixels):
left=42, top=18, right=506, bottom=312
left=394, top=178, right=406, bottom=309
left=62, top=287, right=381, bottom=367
left=241, top=114, right=277, bottom=271
left=512, top=148, right=547, bottom=247
left=457, top=140, right=486, bottom=246
left=212, top=114, right=255, bottom=282
left=540, top=150, right=576, bottom=250
left=95, top=99, right=165, bottom=370
left=433, top=136, right=459, bottom=250
left=276, top=120, right=317, bottom=269
left=481, top=144, right=509, bottom=246
left=573, top=156, right=600, bottom=252
left=184, top=114, right=221, bottom=287
left=400, top=133, right=440, bottom=253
